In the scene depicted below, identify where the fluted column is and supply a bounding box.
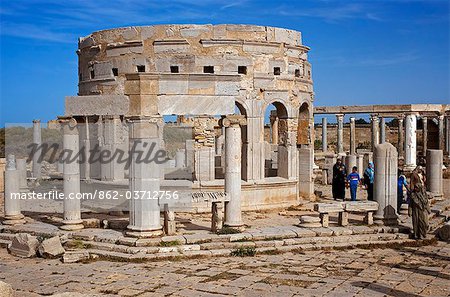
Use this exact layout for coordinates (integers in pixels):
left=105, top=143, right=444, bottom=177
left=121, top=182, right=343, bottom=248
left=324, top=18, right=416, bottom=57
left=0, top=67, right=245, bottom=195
left=222, top=115, right=246, bottom=229
left=422, top=116, right=428, bottom=154
left=32, top=119, right=42, bottom=179
left=126, top=116, right=163, bottom=237
left=349, top=117, right=356, bottom=155
left=60, top=117, right=84, bottom=231
left=438, top=114, right=445, bottom=151
left=370, top=114, right=379, bottom=151
left=397, top=116, right=404, bottom=158
left=404, top=113, right=417, bottom=170
left=336, top=114, right=344, bottom=154
left=3, top=155, right=25, bottom=225
left=380, top=117, right=386, bottom=144
left=322, top=117, right=327, bottom=152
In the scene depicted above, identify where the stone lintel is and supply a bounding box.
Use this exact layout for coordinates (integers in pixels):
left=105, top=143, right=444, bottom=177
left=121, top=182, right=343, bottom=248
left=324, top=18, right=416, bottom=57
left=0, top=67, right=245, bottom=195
left=65, top=95, right=129, bottom=116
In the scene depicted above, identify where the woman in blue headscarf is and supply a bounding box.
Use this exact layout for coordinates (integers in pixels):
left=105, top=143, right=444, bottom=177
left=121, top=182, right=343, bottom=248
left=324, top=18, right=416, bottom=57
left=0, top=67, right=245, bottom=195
left=363, top=162, right=374, bottom=201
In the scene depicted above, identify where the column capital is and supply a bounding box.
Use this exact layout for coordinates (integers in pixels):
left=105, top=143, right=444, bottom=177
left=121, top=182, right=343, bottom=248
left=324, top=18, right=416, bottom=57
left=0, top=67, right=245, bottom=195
left=125, top=115, right=162, bottom=123
left=336, top=114, right=344, bottom=121
left=349, top=117, right=356, bottom=122
left=220, top=115, right=247, bottom=127
left=396, top=115, right=404, bottom=121
left=370, top=114, right=379, bottom=121
left=32, top=119, right=41, bottom=124
left=58, top=116, right=78, bottom=134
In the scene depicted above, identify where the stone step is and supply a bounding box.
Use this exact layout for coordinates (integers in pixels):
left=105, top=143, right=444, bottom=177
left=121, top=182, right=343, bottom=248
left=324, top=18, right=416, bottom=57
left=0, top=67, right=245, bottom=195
left=0, top=239, right=11, bottom=248
left=76, top=237, right=416, bottom=262
left=0, top=233, right=17, bottom=241
left=66, top=231, right=407, bottom=256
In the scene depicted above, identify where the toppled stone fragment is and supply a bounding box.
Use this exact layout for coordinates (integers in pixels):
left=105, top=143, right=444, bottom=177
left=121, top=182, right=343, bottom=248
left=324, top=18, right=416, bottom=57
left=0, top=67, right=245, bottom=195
left=38, top=236, right=65, bottom=258
left=8, top=233, right=39, bottom=258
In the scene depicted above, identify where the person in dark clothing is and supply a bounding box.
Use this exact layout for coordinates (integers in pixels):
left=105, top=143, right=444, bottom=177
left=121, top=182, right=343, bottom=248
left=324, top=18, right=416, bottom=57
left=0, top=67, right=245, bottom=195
left=363, top=162, right=374, bottom=201
left=332, top=159, right=347, bottom=200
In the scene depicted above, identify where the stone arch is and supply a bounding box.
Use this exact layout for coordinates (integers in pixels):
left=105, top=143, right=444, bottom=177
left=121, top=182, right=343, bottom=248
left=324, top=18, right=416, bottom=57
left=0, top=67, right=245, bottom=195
left=297, top=102, right=311, bottom=146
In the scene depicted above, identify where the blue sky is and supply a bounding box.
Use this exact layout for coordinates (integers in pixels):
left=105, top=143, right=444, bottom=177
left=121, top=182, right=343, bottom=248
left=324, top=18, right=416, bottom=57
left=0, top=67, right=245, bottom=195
left=0, top=0, right=449, bottom=126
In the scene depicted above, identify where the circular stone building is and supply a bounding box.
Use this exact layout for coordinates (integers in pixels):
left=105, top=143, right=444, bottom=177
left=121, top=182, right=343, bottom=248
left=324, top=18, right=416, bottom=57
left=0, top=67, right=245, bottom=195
left=67, top=24, right=315, bottom=210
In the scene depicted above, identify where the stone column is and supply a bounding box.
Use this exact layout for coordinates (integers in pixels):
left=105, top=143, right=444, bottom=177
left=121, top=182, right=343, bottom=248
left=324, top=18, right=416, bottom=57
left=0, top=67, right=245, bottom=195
left=349, top=117, right=356, bottom=155
left=83, top=116, right=90, bottom=180
left=404, top=113, right=417, bottom=170
left=215, top=134, right=224, bottom=156
left=426, top=149, right=443, bottom=197
left=373, top=143, right=398, bottom=225
left=175, top=150, right=185, bottom=168
left=446, top=116, right=450, bottom=157
left=16, top=159, right=28, bottom=192
left=370, top=114, right=379, bottom=151
left=380, top=117, right=386, bottom=144
left=422, top=116, right=428, bottom=155
left=345, top=154, right=357, bottom=173
left=336, top=114, right=344, bottom=154
left=298, top=147, right=314, bottom=200
left=322, top=117, right=327, bottom=152
left=126, top=116, right=163, bottom=237
left=243, top=116, right=265, bottom=181
left=101, top=115, right=125, bottom=181
left=32, top=119, right=42, bottom=179
left=222, top=115, right=246, bottom=229
left=3, top=155, right=25, bottom=225
left=438, top=114, right=445, bottom=151
left=397, top=116, right=404, bottom=159
left=270, top=111, right=279, bottom=145
left=60, top=118, right=84, bottom=231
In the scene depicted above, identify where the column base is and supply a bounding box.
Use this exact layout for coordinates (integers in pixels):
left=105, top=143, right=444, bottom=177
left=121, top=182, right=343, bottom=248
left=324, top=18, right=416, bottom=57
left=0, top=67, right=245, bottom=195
left=126, top=229, right=163, bottom=238
left=60, top=219, right=84, bottom=230
left=2, top=214, right=26, bottom=225
left=223, top=223, right=245, bottom=232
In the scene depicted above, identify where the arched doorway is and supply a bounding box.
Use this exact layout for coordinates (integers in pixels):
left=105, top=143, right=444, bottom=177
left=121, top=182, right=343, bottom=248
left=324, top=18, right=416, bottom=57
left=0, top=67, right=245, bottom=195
left=264, top=101, right=289, bottom=178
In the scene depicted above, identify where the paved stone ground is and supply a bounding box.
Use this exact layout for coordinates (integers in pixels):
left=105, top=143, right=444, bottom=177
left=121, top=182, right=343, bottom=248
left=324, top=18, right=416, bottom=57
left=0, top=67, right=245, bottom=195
left=0, top=241, right=448, bottom=297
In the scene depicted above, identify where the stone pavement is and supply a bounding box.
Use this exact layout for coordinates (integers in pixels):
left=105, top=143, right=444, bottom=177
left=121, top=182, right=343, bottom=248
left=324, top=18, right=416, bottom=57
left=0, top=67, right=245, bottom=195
left=0, top=241, right=448, bottom=297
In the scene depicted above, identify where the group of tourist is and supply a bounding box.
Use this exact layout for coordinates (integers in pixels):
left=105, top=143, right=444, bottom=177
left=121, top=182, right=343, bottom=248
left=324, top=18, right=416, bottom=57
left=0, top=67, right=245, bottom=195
left=331, top=158, right=430, bottom=239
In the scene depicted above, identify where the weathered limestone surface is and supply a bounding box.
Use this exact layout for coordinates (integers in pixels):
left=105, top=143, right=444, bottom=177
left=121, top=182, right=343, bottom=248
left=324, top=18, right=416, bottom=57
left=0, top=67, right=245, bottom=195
left=426, top=149, right=443, bottom=196
left=404, top=114, right=417, bottom=169
left=32, top=120, right=42, bottom=178
left=298, top=147, right=314, bottom=200
left=65, top=95, right=130, bottom=116
left=4, top=155, right=25, bottom=225
left=321, top=117, right=327, bottom=152
left=0, top=281, right=13, bottom=297
left=60, top=118, right=84, bottom=231
left=8, top=233, right=39, bottom=258
left=38, top=236, right=65, bottom=258
left=373, top=143, right=398, bottom=225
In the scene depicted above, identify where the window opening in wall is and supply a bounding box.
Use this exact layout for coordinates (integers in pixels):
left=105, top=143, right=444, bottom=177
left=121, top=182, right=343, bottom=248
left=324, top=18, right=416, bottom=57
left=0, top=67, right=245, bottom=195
left=90, top=69, right=95, bottom=79
left=112, top=68, right=118, bottom=76
left=295, top=69, right=300, bottom=77
left=170, top=66, right=179, bottom=73
left=203, top=66, right=214, bottom=73
left=137, top=65, right=145, bottom=72
left=238, top=66, right=247, bottom=74
left=308, top=70, right=311, bottom=78
left=273, top=67, right=281, bottom=75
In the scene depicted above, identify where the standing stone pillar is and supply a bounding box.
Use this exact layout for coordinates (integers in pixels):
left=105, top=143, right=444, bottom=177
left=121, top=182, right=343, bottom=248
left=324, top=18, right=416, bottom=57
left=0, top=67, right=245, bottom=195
left=397, top=116, right=404, bottom=159
left=101, top=116, right=125, bottom=181
left=380, top=117, right=386, bottom=144
left=426, top=150, right=443, bottom=197
left=3, top=155, right=25, bottom=225
left=127, top=116, right=163, bottom=237
left=404, top=114, right=417, bottom=170
left=349, top=117, right=356, bottom=155
left=270, top=111, right=279, bottom=145
left=175, top=150, right=185, bottom=168
left=446, top=116, right=450, bottom=157
left=83, top=116, right=90, bottom=180
left=438, top=114, right=445, bottom=151
left=422, top=117, right=428, bottom=155
left=60, top=117, right=84, bottom=231
left=373, top=143, right=398, bottom=225
left=222, top=115, right=246, bottom=229
left=16, top=159, right=28, bottom=193
left=322, top=117, right=327, bottom=152
left=345, top=154, right=357, bottom=174
left=32, top=119, right=42, bottom=179
left=370, top=114, right=379, bottom=151
left=336, top=114, right=344, bottom=154
left=216, top=134, right=224, bottom=156
left=298, top=147, right=314, bottom=200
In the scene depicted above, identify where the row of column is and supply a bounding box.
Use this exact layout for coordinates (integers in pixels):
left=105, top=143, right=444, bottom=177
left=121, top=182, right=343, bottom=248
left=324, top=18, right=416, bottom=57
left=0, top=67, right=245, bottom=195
left=23, top=115, right=248, bottom=234
left=321, top=113, right=448, bottom=167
